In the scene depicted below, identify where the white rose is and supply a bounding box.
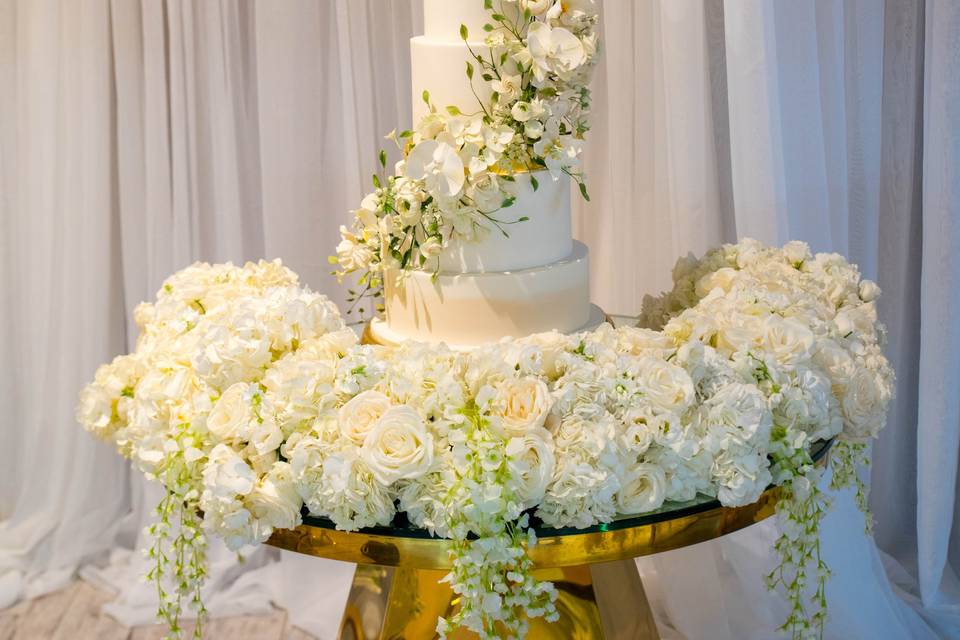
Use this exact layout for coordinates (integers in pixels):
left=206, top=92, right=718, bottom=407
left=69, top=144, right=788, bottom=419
left=695, top=267, right=739, bottom=297
left=616, top=463, right=667, bottom=514
left=620, top=407, right=656, bottom=455
left=493, top=377, right=553, bottom=436
left=518, top=331, right=571, bottom=379
left=506, top=428, right=556, bottom=508
left=361, top=405, right=434, bottom=484
left=637, top=358, right=695, bottom=413
left=813, top=339, right=855, bottom=387
left=761, top=315, right=815, bottom=366
left=247, top=461, right=302, bottom=533
left=841, top=367, right=888, bottom=439
left=835, top=304, right=877, bottom=339
left=208, top=383, right=254, bottom=441
left=339, top=390, right=393, bottom=445
left=715, top=316, right=763, bottom=356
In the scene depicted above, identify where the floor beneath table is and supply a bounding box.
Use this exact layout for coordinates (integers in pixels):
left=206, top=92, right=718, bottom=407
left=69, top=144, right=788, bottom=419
left=0, top=581, right=317, bottom=640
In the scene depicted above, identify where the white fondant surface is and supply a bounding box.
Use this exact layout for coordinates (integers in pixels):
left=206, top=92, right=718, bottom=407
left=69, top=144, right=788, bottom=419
left=422, top=0, right=514, bottom=40
left=377, top=242, right=593, bottom=347
left=436, top=172, right=572, bottom=273
left=411, top=37, right=492, bottom=123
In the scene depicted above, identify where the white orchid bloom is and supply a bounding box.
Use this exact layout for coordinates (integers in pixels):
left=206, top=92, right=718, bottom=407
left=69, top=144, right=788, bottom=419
left=526, top=22, right=586, bottom=82
left=405, top=139, right=466, bottom=198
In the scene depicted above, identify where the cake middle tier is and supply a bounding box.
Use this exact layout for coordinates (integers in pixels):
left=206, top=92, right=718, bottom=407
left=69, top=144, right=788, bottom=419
left=436, top=172, right=572, bottom=273
left=376, top=241, right=593, bottom=347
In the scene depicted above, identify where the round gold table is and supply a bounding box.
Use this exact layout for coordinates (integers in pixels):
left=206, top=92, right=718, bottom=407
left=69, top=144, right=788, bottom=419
left=267, top=440, right=832, bottom=639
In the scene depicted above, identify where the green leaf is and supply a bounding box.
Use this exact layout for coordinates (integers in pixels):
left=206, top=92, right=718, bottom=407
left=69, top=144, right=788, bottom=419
left=422, top=89, right=430, bottom=105
left=378, top=149, right=387, bottom=168
left=446, top=105, right=462, bottom=115
left=372, top=173, right=381, bottom=188
left=483, top=23, right=494, bottom=32
left=327, top=255, right=339, bottom=265
left=502, top=196, right=516, bottom=208
left=460, top=23, right=468, bottom=40
left=517, top=216, right=530, bottom=222
left=530, top=175, right=539, bottom=191
left=578, top=181, right=590, bottom=202
left=399, top=129, right=413, bottom=138
left=484, top=0, right=492, bottom=9
left=465, top=60, right=474, bottom=80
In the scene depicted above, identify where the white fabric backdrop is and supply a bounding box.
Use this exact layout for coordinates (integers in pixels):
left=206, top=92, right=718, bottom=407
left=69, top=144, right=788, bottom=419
left=1, top=1, right=959, bottom=638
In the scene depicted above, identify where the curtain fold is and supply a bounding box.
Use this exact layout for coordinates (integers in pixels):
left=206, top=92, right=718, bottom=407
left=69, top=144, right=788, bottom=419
left=1, top=0, right=958, bottom=637
left=917, top=0, right=960, bottom=623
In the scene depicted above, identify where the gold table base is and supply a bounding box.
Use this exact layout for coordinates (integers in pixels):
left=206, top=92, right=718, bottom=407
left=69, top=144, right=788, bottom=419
left=339, top=559, right=659, bottom=640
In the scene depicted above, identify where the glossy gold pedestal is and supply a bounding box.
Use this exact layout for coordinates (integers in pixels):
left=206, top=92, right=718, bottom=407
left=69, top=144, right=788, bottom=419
left=338, top=559, right=659, bottom=640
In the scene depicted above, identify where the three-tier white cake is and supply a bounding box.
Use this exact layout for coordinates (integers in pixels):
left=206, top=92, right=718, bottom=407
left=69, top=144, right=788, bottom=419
left=369, top=0, right=604, bottom=349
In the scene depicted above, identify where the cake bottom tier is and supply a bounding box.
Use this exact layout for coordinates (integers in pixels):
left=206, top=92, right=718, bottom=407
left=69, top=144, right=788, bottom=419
left=371, top=242, right=603, bottom=349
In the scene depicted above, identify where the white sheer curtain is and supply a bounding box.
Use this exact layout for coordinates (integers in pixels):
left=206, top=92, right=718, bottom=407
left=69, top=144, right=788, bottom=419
left=2, top=1, right=959, bottom=638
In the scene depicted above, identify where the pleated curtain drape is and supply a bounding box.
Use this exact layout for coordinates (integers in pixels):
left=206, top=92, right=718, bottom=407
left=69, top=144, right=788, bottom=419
left=1, top=1, right=958, bottom=638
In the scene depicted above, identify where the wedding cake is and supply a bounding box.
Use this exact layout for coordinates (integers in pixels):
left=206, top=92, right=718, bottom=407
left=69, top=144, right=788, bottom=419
left=338, top=0, right=603, bottom=349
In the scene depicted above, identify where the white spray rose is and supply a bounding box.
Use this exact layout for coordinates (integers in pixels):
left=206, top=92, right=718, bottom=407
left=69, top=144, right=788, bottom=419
left=339, top=390, right=393, bottom=445
left=361, top=405, right=435, bottom=485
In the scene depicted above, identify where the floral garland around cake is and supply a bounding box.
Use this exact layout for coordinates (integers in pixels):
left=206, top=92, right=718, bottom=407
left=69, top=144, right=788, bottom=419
left=333, top=0, right=599, bottom=315
left=79, top=239, right=892, bottom=639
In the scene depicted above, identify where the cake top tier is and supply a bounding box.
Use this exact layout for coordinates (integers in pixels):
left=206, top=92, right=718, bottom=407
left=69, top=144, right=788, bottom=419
left=422, top=0, right=518, bottom=41
left=335, top=0, right=599, bottom=311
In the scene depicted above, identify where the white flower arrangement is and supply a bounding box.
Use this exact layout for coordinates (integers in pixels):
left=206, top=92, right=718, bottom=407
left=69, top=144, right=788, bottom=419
left=333, top=0, right=600, bottom=313
left=79, top=239, right=893, bottom=639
